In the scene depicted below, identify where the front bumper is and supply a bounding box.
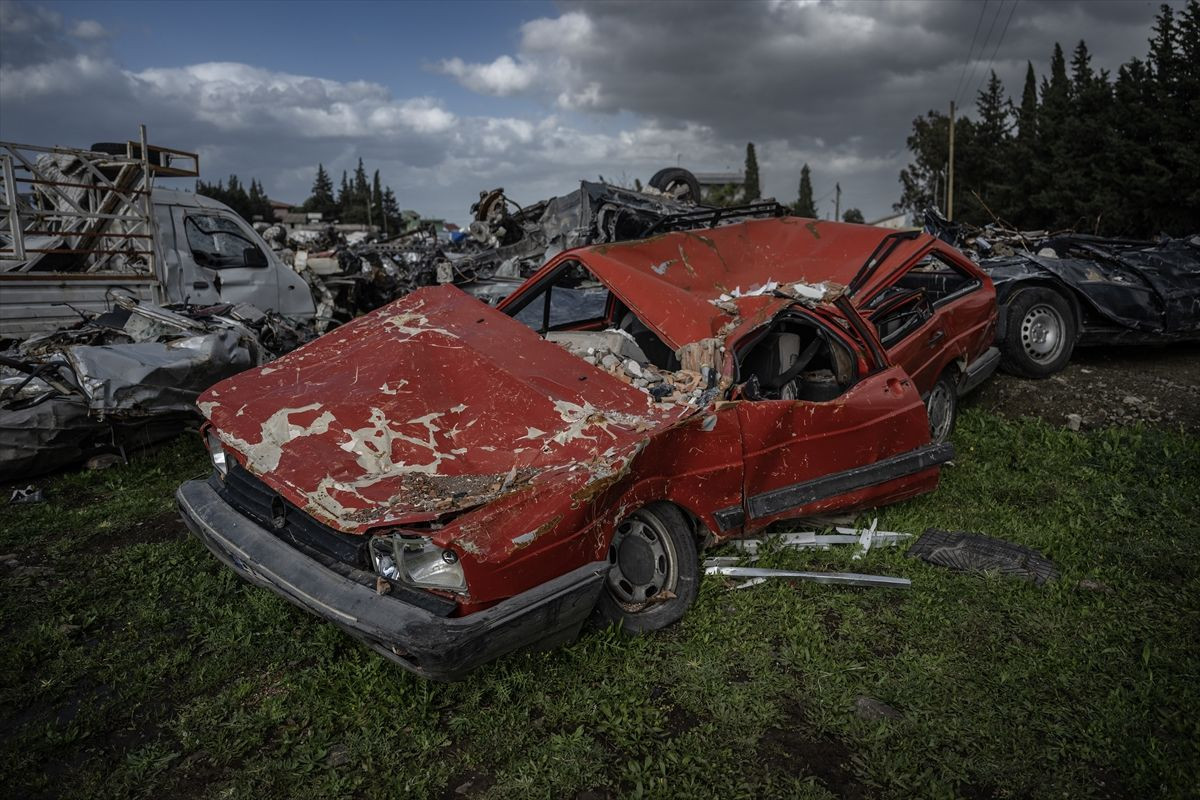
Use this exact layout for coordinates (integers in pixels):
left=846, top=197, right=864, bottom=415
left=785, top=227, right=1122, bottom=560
left=176, top=479, right=607, bottom=681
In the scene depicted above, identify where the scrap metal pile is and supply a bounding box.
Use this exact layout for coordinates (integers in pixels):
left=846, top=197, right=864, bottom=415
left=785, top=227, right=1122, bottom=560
left=0, top=299, right=309, bottom=479
left=1, top=157, right=787, bottom=480
left=263, top=178, right=785, bottom=319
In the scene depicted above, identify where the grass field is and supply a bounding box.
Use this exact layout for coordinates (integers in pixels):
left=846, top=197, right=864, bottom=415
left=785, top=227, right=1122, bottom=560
left=1, top=407, right=1198, bottom=799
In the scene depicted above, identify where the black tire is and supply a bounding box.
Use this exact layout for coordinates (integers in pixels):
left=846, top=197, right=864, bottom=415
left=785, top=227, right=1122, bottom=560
left=594, top=502, right=699, bottom=634
left=925, top=371, right=958, bottom=445
left=647, top=168, right=701, bottom=205
left=999, top=287, right=1077, bottom=378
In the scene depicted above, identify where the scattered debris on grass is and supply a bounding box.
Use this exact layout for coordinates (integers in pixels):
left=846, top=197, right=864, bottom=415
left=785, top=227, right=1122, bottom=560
left=703, top=566, right=912, bottom=589
left=907, top=529, right=1059, bottom=586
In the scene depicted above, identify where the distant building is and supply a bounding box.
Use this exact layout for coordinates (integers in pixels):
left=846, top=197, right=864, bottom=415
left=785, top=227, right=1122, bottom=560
left=693, top=171, right=745, bottom=191
left=268, top=199, right=293, bottom=221
left=869, top=211, right=913, bottom=230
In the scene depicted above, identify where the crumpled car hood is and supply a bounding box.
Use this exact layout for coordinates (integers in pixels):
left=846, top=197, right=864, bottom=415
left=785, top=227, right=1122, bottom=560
left=199, top=285, right=692, bottom=532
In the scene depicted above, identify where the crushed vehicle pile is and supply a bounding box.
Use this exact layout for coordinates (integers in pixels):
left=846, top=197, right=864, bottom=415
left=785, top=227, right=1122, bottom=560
left=264, top=171, right=784, bottom=317
left=178, top=215, right=997, bottom=680
left=0, top=298, right=309, bottom=479
left=924, top=210, right=1200, bottom=377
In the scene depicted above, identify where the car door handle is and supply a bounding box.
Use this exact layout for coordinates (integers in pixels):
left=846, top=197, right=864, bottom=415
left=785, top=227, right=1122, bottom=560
left=926, top=329, right=945, bottom=347
left=192, top=281, right=209, bottom=289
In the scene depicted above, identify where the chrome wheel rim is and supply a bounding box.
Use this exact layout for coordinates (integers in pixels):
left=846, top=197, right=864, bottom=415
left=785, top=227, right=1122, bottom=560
left=606, top=510, right=678, bottom=609
left=926, top=382, right=954, bottom=443
left=1021, top=304, right=1066, bottom=364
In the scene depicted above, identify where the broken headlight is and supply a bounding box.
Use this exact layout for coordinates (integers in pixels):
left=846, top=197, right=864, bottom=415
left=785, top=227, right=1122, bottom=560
left=370, top=535, right=466, bottom=593
left=205, top=428, right=228, bottom=477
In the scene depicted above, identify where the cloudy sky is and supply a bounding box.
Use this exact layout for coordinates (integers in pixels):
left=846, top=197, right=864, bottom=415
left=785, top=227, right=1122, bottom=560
left=0, top=0, right=1174, bottom=224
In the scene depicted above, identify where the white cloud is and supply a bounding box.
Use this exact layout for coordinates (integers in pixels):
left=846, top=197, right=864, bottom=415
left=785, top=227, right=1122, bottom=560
left=438, top=54, right=536, bottom=95
left=68, top=19, right=107, bottom=40
left=1, top=0, right=1168, bottom=224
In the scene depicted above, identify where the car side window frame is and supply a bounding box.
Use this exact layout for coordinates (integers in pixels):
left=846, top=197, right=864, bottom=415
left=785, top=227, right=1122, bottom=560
left=183, top=213, right=269, bottom=270
left=502, top=259, right=613, bottom=334
left=864, top=248, right=981, bottom=345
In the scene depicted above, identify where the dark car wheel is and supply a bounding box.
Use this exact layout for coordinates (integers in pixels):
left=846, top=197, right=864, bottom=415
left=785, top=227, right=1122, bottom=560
left=594, top=502, right=699, bottom=634
left=1000, top=288, right=1077, bottom=378
left=925, top=372, right=958, bottom=445
left=647, top=168, right=702, bottom=205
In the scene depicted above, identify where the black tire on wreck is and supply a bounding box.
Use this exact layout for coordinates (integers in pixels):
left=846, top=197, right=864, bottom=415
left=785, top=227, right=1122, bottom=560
left=594, top=502, right=699, bottom=634
left=1000, top=287, right=1078, bottom=378
left=647, top=168, right=702, bottom=205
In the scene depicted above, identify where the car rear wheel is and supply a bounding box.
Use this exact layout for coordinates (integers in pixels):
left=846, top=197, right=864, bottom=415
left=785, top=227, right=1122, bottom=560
left=594, top=502, right=698, bottom=634
left=925, top=372, right=958, bottom=445
left=1000, top=288, right=1077, bottom=378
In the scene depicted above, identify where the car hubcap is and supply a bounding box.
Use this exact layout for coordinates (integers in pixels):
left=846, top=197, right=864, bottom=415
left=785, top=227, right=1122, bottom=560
left=926, top=383, right=953, bottom=443
left=606, top=511, right=677, bottom=608
left=1021, top=304, right=1066, bottom=364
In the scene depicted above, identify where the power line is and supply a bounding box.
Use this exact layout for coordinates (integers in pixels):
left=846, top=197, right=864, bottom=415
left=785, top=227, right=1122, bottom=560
left=972, top=0, right=1020, bottom=100
left=959, top=0, right=1005, bottom=106
left=952, top=0, right=989, bottom=105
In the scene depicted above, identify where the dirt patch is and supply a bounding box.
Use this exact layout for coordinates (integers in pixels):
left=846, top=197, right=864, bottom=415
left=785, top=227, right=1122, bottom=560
left=759, top=699, right=865, bottom=799
left=968, top=343, right=1200, bottom=432
left=664, top=703, right=699, bottom=738
left=81, top=511, right=189, bottom=554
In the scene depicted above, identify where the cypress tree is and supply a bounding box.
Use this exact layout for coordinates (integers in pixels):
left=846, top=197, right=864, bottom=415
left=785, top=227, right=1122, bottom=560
left=744, top=143, right=761, bottom=201
left=794, top=164, right=816, bottom=217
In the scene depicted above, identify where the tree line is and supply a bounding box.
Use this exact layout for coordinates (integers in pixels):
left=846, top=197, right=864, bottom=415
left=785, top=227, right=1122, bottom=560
left=196, top=158, right=406, bottom=233
left=302, top=159, right=404, bottom=232
left=897, top=1, right=1199, bottom=237
left=194, top=175, right=275, bottom=225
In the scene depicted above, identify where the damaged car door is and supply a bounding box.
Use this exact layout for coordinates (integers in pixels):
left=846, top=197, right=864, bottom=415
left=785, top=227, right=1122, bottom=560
left=171, top=206, right=283, bottom=311
left=732, top=305, right=947, bottom=532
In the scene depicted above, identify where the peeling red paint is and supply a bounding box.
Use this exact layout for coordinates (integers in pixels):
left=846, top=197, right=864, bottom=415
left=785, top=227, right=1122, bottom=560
left=197, top=217, right=995, bottom=610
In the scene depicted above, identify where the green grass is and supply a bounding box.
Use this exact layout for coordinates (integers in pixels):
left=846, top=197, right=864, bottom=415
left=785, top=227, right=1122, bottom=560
left=1, top=408, right=1198, bottom=799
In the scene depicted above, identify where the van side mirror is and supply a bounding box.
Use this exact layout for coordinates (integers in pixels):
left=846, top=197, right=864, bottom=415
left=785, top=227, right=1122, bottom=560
left=243, top=246, right=268, bottom=268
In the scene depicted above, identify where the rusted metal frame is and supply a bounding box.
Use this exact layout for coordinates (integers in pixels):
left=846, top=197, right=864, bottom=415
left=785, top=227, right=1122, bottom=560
left=137, top=125, right=158, bottom=291
left=8, top=207, right=152, bottom=222
left=4, top=145, right=96, bottom=219
left=14, top=176, right=151, bottom=194
left=18, top=229, right=151, bottom=238
left=744, top=442, right=953, bottom=520
left=2, top=139, right=155, bottom=272
left=848, top=230, right=921, bottom=296
left=642, top=201, right=788, bottom=236
left=1, top=154, right=23, bottom=261
left=0, top=273, right=158, bottom=282
left=0, top=247, right=149, bottom=255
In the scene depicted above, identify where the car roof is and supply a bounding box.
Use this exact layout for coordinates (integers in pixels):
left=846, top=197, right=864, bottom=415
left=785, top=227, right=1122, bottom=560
left=570, top=216, right=935, bottom=350
left=151, top=187, right=240, bottom=211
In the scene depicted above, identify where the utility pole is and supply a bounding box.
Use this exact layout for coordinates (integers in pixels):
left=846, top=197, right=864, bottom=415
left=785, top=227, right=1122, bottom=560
left=947, top=100, right=956, bottom=220
left=834, top=183, right=841, bottom=221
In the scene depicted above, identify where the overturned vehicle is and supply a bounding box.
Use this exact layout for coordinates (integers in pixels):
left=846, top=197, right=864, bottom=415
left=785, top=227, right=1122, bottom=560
left=176, top=216, right=997, bottom=680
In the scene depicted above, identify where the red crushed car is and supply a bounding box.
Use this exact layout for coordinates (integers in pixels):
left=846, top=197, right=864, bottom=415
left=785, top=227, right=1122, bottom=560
left=177, top=217, right=997, bottom=680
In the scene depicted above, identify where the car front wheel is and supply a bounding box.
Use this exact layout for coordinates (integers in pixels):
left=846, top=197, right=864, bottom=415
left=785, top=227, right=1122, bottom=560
left=1000, top=288, right=1077, bottom=378
left=594, top=502, right=698, bottom=634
